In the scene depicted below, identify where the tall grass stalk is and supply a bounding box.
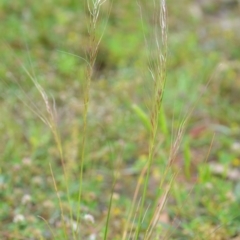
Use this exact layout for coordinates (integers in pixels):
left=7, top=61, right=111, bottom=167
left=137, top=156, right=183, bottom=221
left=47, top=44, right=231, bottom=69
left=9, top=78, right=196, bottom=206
left=14, top=55, right=74, bottom=239
left=76, top=0, right=109, bottom=233
left=134, top=0, right=168, bottom=238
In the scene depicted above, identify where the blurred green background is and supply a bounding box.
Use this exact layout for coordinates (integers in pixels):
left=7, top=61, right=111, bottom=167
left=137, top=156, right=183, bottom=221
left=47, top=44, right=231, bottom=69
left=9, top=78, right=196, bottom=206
left=1, top=0, right=240, bottom=239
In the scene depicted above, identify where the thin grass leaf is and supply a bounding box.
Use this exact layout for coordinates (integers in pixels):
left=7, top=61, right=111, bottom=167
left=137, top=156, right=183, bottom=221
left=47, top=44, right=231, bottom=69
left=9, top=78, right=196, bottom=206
left=132, top=104, right=151, bottom=132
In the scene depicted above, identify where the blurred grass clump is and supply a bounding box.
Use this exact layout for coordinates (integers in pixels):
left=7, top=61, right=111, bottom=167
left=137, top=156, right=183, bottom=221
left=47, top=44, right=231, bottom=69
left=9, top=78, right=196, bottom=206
left=1, top=0, right=240, bottom=239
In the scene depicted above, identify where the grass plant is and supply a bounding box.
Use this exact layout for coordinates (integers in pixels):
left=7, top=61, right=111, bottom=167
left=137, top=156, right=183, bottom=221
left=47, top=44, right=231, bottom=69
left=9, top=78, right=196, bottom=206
left=1, top=0, right=240, bottom=239
left=134, top=0, right=169, bottom=238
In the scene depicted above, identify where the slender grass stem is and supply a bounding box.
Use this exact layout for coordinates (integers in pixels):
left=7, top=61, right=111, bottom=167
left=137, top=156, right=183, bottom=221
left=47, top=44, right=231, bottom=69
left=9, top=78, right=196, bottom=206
left=76, top=0, right=109, bottom=233
left=104, top=176, right=116, bottom=240
left=49, top=163, right=68, bottom=240
left=135, top=0, right=167, bottom=238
